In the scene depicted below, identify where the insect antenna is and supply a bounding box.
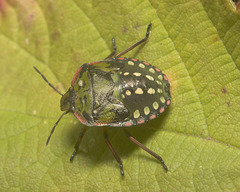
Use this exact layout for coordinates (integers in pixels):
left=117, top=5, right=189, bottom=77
left=34, top=66, right=67, bottom=145
left=46, top=111, right=68, bottom=145
left=33, top=66, right=63, bottom=96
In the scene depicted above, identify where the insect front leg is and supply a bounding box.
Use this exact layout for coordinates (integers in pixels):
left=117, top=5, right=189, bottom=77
left=116, top=23, right=152, bottom=57
left=105, top=38, right=117, bottom=59
left=70, top=126, right=88, bottom=162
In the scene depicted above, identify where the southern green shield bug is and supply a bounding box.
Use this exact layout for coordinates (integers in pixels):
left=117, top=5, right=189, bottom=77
left=34, top=23, right=171, bottom=176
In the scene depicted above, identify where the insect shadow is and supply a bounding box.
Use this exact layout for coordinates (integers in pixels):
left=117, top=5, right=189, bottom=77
left=63, top=108, right=170, bottom=172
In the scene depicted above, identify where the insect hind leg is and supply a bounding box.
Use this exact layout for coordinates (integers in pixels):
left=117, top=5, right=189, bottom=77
left=123, top=127, right=168, bottom=172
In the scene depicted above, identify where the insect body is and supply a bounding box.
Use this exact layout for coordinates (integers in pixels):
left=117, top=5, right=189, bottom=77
left=34, top=23, right=171, bottom=176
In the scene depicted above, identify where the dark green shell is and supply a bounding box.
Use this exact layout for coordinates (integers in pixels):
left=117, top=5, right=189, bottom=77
left=60, top=57, right=171, bottom=127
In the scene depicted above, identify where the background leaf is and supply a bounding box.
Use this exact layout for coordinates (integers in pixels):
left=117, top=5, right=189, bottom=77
left=0, top=0, right=240, bottom=191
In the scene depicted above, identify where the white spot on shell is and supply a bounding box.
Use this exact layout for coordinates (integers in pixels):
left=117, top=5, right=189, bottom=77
left=149, top=68, right=155, bottom=73
left=139, top=63, right=145, bottom=68
left=144, top=106, right=150, bottom=115
left=133, top=110, right=140, bottom=118
left=153, top=102, right=159, bottom=110
left=158, top=75, right=163, bottom=80
left=133, top=72, right=141, bottom=76
left=160, top=96, right=166, bottom=103
left=146, top=75, right=154, bottom=81
left=147, top=88, right=155, bottom=94
left=126, top=90, right=131, bottom=96
left=135, top=88, right=143, bottom=94
left=128, top=61, right=134, bottom=66
left=156, top=80, right=162, bottom=85
left=78, top=80, right=83, bottom=86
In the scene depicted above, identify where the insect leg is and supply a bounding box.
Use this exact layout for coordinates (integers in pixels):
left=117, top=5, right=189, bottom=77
left=104, top=127, right=124, bottom=176
left=123, top=128, right=168, bottom=172
left=70, top=126, right=88, bottom=162
left=105, top=38, right=117, bottom=59
left=116, top=23, right=152, bottom=58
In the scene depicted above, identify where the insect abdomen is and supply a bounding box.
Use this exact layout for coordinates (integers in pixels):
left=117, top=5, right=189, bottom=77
left=114, top=57, right=171, bottom=126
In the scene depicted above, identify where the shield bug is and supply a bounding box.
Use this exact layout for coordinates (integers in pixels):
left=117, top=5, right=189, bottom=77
left=34, top=23, right=171, bottom=176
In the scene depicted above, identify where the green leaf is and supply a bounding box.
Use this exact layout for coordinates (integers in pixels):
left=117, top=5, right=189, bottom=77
left=1, top=0, right=240, bottom=191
